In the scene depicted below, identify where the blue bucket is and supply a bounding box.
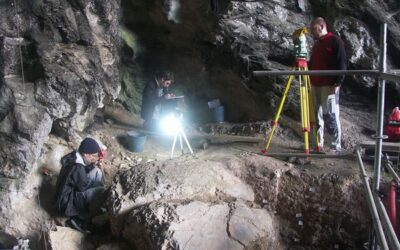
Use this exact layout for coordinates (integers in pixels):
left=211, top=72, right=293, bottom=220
left=127, top=131, right=147, bottom=152
left=212, top=106, right=224, bottom=123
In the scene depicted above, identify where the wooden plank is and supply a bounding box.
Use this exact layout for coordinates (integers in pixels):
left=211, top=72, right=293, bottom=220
left=190, top=134, right=263, bottom=143
left=261, top=152, right=355, bottom=159
left=104, top=105, right=144, bottom=128
left=110, top=123, right=264, bottom=143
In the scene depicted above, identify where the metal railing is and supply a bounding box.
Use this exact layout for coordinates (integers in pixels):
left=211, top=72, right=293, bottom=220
left=356, top=146, right=400, bottom=250
left=356, top=146, right=389, bottom=250
left=253, top=69, right=380, bottom=77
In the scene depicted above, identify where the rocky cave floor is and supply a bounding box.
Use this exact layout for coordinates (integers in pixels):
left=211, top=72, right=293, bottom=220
left=20, top=97, right=395, bottom=250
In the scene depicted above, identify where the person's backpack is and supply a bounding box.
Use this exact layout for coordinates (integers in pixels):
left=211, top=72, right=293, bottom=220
left=384, top=107, right=400, bottom=142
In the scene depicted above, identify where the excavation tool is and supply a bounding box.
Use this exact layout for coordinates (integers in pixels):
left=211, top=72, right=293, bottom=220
left=262, top=27, right=320, bottom=155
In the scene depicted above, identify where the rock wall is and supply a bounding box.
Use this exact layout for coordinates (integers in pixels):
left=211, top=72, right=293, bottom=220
left=0, top=0, right=120, bottom=237
left=217, top=0, right=400, bottom=111
left=119, top=0, right=271, bottom=123
left=120, top=0, right=400, bottom=122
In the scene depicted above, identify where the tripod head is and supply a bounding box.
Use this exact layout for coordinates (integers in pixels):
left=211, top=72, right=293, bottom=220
left=292, top=27, right=308, bottom=59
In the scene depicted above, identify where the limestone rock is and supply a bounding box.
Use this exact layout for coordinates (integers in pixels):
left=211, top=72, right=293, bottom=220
left=96, top=242, right=131, bottom=250
left=335, top=17, right=380, bottom=90
left=108, top=156, right=283, bottom=249
left=0, top=231, right=17, bottom=249
left=48, top=226, right=86, bottom=250
left=109, top=158, right=255, bottom=233
left=121, top=201, right=281, bottom=250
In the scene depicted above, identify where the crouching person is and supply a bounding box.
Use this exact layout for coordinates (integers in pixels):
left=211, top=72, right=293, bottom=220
left=55, top=137, right=107, bottom=233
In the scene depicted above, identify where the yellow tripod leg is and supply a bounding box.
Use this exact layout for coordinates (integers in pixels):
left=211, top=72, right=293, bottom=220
left=302, top=73, right=310, bottom=132
left=306, top=73, right=321, bottom=152
left=299, top=73, right=310, bottom=155
left=298, top=72, right=306, bottom=135
left=300, top=66, right=313, bottom=150
left=300, top=72, right=310, bottom=132
left=262, top=72, right=295, bottom=153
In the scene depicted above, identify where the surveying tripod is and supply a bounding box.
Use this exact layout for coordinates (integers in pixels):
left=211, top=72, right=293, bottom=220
left=261, top=28, right=320, bottom=155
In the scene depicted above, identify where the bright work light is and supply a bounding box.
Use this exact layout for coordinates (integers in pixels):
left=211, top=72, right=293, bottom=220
left=159, top=112, right=193, bottom=158
left=160, top=113, right=181, bottom=136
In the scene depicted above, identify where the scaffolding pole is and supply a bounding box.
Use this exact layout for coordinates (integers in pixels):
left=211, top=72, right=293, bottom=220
left=373, top=23, right=387, bottom=192
left=383, top=155, right=400, bottom=184
left=375, top=197, right=400, bottom=249
left=356, top=146, right=389, bottom=250
left=253, top=70, right=400, bottom=82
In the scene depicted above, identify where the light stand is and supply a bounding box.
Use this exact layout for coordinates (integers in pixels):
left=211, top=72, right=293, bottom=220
left=160, top=112, right=194, bottom=158
left=170, top=118, right=193, bottom=158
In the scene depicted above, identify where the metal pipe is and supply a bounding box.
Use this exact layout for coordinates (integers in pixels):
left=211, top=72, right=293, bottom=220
left=356, top=146, right=389, bottom=250
left=383, top=156, right=400, bottom=184
left=368, top=225, right=376, bottom=250
left=375, top=198, right=400, bottom=249
left=253, top=69, right=379, bottom=77
left=373, top=23, right=387, bottom=191
left=380, top=72, right=400, bottom=82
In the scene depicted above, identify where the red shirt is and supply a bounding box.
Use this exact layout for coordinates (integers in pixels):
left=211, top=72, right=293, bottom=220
left=310, top=32, right=347, bottom=86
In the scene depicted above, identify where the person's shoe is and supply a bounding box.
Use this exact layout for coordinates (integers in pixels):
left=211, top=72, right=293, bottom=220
left=328, top=147, right=342, bottom=155
left=68, top=216, right=91, bottom=234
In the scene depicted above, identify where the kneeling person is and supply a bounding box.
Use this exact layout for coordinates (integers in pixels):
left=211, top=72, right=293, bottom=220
left=55, top=137, right=106, bottom=233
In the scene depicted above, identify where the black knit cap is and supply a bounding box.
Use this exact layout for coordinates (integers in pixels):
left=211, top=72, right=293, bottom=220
left=78, top=138, right=100, bottom=154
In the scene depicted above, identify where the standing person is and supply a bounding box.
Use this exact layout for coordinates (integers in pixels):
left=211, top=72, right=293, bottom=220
left=310, top=17, right=347, bottom=152
left=55, top=137, right=106, bottom=233
left=141, top=70, right=175, bottom=130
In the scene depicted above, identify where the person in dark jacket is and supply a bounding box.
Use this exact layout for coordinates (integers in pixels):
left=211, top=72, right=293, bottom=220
left=310, top=17, right=347, bottom=152
left=55, top=137, right=106, bottom=233
left=141, top=70, right=175, bottom=130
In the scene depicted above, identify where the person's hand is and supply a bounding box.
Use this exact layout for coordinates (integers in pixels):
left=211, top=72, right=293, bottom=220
left=95, top=160, right=103, bottom=169
left=96, top=149, right=105, bottom=169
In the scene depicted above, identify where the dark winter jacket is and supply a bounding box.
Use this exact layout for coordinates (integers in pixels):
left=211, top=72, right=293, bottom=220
left=310, top=32, right=347, bottom=86
left=141, top=79, right=169, bottom=122
left=55, top=151, right=99, bottom=217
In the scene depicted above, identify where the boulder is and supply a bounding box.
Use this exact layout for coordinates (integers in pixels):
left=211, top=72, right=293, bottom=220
left=122, top=201, right=280, bottom=249
left=109, top=158, right=255, bottom=233
left=109, top=157, right=282, bottom=249
left=48, top=226, right=85, bottom=250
